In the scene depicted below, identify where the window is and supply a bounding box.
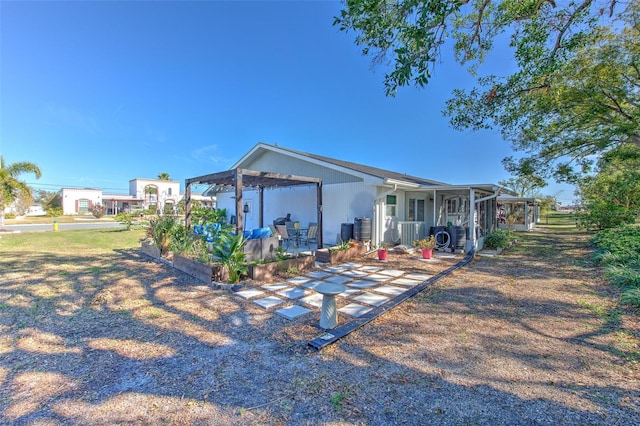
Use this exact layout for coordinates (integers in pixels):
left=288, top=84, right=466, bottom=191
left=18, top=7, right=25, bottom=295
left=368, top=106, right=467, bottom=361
left=386, top=195, right=397, bottom=217
left=168, top=188, right=172, bottom=196
left=78, top=199, right=89, bottom=213
left=446, top=198, right=458, bottom=214
left=408, top=198, right=425, bottom=221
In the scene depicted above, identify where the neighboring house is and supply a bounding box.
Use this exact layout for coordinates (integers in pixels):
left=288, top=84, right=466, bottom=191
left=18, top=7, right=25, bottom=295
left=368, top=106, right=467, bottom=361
left=60, top=178, right=213, bottom=215
left=198, top=143, right=512, bottom=252
left=3, top=201, right=46, bottom=217
left=497, top=195, right=540, bottom=231
left=60, top=188, right=103, bottom=215
left=128, top=178, right=181, bottom=214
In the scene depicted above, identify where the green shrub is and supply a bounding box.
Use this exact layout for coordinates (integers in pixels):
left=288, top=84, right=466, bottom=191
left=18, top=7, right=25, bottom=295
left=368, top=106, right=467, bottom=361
left=5, top=212, right=16, bottom=219
left=592, top=225, right=640, bottom=266
left=169, top=224, right=206, bottom=258
left=191, top=207, right=227, bottom=225
left=115, top=213, right=133, bottom=230
left=46, top=207, right=63, bottom=217
left=483, top=230, right=514, bottom=249
left=212, top=232, right=247, bottom=283
left=605, top=265, right=640, bottom=289
left=147, top=215, right=178, bottom=256
left=591, top=224, right=640, bottom=308
left=620, top=288, right=640, bottom=309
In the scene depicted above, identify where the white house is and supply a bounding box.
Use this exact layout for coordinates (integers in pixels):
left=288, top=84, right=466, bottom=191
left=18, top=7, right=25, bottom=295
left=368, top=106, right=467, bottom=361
left=186, top=143, right=513, bottom=252
left=60, top=188, right=103, bottom=215
left=60, top=178, right=212, bottom=215
left=128, top=178, right=181, bottom=214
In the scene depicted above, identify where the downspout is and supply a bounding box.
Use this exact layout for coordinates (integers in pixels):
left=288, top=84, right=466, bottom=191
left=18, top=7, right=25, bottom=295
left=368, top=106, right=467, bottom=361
left=373, top=185, right=397, bottom=247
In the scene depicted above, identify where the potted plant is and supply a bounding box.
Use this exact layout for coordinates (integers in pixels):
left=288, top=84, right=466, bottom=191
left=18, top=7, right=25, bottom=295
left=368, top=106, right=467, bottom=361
left=412, top=235, right=436, bottom=259
left=377, top=242, right=391, bottom=261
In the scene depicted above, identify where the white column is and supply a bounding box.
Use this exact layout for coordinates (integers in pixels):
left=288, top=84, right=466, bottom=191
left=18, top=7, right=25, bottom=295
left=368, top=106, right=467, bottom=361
left=468, top=188, right=476, bottom=252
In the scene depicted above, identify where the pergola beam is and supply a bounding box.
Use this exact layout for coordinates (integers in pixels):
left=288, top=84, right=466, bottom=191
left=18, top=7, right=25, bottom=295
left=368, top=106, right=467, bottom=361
left=185, top=168, right=323, bottom=246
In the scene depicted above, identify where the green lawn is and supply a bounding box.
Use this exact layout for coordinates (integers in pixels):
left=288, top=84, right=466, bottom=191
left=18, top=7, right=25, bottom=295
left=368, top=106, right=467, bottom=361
left=538, top=210, right=577, bottom=228
left=0, top=228, right=147, bottom=255
left=5, top=215, right=117, bottom=225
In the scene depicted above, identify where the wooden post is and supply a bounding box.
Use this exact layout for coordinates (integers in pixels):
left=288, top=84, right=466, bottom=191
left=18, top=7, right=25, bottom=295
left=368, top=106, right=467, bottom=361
left=316, top=181, right=323, bottom=248
left=235, top=169, right=243, bottom=232
left=185, top=182, right=192, bottom=229
left=258, top=186, right=264, bottom=228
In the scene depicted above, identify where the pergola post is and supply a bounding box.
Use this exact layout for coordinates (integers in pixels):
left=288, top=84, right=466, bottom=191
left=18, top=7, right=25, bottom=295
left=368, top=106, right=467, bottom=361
left=235, top=169, right=243, bottom=232
left=258, top=186, right=264, bottom=228
left=316, top=181, right=323, bottom=248
left=185, top=183, right=192, bottom=229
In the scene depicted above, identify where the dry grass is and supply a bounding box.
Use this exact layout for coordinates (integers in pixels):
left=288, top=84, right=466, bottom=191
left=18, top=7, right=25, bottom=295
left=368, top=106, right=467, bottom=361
left=1, top=226, right=638, bottom=425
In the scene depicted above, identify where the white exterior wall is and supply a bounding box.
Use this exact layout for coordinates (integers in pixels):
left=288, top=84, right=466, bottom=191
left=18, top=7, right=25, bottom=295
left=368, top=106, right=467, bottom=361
left=129, top=179, right=181, bottom=212
left=215, top=181, right=376, bottom=246
left=60, top=188, right=103, bottom=215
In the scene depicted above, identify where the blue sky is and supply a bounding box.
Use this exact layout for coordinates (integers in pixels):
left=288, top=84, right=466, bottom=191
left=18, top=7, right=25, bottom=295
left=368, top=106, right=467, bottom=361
left=1, top=0, right=575, bottom=203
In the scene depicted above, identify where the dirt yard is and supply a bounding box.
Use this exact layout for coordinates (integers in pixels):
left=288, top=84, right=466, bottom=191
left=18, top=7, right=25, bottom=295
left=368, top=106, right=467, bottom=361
left=1, top=226, right=638, bottom=425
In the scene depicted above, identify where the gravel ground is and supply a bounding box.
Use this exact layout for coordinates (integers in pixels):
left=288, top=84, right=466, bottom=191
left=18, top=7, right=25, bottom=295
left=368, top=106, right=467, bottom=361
left=1, top=227, right=638, bottom=425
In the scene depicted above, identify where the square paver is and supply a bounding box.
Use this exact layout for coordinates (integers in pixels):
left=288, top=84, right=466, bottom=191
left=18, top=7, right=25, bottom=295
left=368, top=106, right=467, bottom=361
left=404, top=273, right=432, bottom=281
left=299, top=293, right=323, bottom=308
left=277, top=287, right=308, bottom=300
left=364, top=273, right=390, bottom=282
left=374, top=285, right=407, bottom=296
left=354, top=292, right=390, bottom=307
left=324, top=265, right=347, bottom=273
left=346, top=279, right=378, bottom=289
left=253, top=296, right=285, bottom=309
left=377, top=269, right=405, bottom=277
left=337, top=288, right=361, bottom=297
left=276, top=305, right=311, bottom=320
left=340, top=262, right=362, bottom=269
left=359, top=265, right=382, bottom=273
left=306, top=270, right=331, bottom=279
left=342, top=269, right=368, bottom=278
left=235, top=289, right=266, bottom=299
left=287, top=276, right=311, bottom=285
left=324, top=274, right=351, bottom=285
left=391, top=277, right=422, bottom=287
left=339, top=303, right=373, bottom=317
left=302, top=280, right=325, bottom=289
left=261, top=283, right=289, bottom=291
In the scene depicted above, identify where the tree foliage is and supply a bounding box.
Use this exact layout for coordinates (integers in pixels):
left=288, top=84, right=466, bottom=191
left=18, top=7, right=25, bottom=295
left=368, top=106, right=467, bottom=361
left=0, top=156, right=42, bottom=228
left=157, top=172, right=170, bottom=180
left=575, top=144, right=640, bottom=229
left=498, top=174, right=546, bottom=197
left=335, top=1, right=639, bottom=180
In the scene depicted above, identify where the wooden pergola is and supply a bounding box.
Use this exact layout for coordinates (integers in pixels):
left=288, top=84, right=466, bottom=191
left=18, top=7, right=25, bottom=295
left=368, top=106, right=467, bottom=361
left=185, top=168, right=324, bottom=248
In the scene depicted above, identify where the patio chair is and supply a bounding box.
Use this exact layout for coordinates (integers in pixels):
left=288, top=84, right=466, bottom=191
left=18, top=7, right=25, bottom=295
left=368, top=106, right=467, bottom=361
left=276, top=224, right=295, bottom=248
left=301, top=222, right=318, bottom=247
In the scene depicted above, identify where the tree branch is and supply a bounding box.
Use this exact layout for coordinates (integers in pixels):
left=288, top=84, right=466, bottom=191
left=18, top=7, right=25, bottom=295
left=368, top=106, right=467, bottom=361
left=598, top=89, right=635, bottom=121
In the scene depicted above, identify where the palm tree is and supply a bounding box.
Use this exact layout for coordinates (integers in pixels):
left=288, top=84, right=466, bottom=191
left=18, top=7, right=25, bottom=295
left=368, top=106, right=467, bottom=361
left=0, top=156, right=42, bottom=229
left=157, top=173, right=170, bottom=180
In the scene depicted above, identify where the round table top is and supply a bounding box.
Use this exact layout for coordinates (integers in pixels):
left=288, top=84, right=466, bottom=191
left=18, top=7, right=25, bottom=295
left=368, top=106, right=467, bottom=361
left=314, top=283, right=346, bottom=296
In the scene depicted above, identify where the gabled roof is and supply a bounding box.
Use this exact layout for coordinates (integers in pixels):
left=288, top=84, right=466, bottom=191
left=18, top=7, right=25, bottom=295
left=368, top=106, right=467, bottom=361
left=234, top=143, right=448, bottom=187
